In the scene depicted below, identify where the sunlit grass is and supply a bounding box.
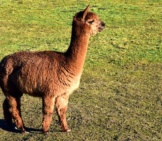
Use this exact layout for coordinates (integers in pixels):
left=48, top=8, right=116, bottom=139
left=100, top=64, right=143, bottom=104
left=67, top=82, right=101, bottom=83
left=0, top=0, right=162, bottom=140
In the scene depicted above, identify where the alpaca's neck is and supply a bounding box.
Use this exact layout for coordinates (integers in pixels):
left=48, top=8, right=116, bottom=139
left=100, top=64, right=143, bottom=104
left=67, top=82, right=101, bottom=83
left=65, top=24, right=90, bottom=74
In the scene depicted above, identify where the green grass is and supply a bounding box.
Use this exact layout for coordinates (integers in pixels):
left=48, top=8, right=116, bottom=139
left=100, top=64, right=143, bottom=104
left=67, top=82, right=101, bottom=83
left=0, top=0, right=162, bottom=140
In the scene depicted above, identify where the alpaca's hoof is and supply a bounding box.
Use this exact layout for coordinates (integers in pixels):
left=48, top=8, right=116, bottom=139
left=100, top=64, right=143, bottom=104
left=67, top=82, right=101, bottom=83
left=66, top=129, right=71, bottom=132
left=15, top=126, right=28, bottom=133
left=42, top=129, right=49, bottom=134
left=15, top=126, right=19, bottom=130
left=45, top=131, right=49, bottom=134
left=62, top=128, right=71, bottom=132
left=22, top=131, right=29, bottom=134
left=43, top=131, right=49, bottom=135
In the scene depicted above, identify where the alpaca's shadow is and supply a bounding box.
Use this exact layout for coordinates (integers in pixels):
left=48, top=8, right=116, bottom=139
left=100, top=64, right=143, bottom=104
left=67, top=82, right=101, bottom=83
left=0, top=119, right=9, bottom=131
left=0, top=119, right=42, bottom=133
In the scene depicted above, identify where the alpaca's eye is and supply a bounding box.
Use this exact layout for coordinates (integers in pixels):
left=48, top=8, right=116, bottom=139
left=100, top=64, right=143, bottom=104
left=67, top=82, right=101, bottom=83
left=88, top=20, right=94, bottom=24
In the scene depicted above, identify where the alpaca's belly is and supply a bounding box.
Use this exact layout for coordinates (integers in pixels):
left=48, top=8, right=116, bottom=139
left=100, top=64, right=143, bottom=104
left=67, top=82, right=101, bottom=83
left=14, top=71, right=81, bottom=96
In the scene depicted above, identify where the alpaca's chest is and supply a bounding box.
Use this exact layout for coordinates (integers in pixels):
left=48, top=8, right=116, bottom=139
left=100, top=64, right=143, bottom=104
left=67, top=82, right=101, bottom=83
left=66, top=75, right=81, bottom=95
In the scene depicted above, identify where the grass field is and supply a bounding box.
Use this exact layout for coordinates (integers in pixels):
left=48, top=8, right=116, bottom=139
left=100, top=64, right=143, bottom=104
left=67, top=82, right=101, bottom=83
left=0, top=0, right=162, bottom=140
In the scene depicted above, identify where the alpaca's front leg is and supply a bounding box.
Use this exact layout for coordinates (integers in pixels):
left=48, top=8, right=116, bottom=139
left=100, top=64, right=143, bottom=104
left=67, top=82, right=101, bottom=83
left=55, top=94, right=71, bottom=132
left=42, top=96, right=55, bottom=133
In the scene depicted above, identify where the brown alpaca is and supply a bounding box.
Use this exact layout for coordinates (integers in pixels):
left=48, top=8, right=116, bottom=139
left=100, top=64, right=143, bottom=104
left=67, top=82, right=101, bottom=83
left=0, top=5, right=105, bottom=133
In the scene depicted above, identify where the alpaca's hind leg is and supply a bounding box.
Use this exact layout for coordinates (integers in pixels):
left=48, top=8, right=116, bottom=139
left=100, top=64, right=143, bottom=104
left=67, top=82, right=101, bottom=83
left=42, top=96, right=55, bottom=133
left=55, top=94, right=71, bottom=132
left=5, top=96, right=26, bottom=133
left=3, top=99, right=13, bottom=130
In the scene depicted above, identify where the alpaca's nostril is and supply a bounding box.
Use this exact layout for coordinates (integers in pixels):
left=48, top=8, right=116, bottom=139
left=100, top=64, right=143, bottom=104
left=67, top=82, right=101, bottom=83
left=101, top=22, right=105, bottom=27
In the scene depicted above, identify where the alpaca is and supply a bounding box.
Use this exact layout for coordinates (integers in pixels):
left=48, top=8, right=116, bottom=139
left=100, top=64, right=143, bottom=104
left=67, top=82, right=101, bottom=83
left=0, top=5, right=105, bottom=133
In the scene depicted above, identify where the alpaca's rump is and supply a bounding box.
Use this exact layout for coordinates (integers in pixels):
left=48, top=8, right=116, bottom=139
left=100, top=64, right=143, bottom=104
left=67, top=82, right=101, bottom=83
left=0, top=51, right=62, bottom=96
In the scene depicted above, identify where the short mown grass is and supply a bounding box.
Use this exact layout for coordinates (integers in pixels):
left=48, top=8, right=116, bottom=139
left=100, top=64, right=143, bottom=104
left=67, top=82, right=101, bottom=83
left=0, top=0, right=162, bottom=141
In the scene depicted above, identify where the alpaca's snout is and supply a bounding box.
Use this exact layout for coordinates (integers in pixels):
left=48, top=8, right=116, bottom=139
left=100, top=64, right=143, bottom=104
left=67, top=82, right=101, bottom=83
left=101, top=22, right=106, bottom=27
left=99, top=21, right=106, bottom=32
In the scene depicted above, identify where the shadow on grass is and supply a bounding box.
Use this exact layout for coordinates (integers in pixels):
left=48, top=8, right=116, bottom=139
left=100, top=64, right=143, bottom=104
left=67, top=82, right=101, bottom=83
left=0, top=119, right=43, bottom=133
left=0, top=119, right=9, bottom=131
left=0, top=119, right=62, bottom=134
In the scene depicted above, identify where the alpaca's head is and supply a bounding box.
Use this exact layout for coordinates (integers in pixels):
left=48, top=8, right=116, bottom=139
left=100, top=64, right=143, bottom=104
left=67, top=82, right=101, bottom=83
left=73, top=5, right=105, bottom=36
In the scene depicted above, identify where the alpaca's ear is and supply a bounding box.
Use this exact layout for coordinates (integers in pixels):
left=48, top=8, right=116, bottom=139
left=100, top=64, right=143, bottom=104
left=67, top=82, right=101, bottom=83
left=82, top=5, right=90, bottom=20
